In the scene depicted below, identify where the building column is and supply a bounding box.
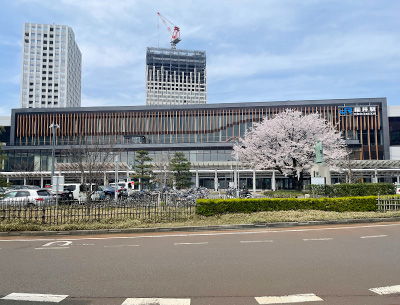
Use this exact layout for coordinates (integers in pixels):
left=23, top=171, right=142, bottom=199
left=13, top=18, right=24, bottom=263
left=24, top=177, right=26, bottom=185
left=234, top=168, right=237, bottom=189
left=104, top=172, right=107, bottom=185
left=253, top=170, right=256, bottom=192
left=40, top=176, right=44, bottom=188
left=7, top=177, right=9, bottom=184
left=397, top=175, right=400, bottom=184
left=196, top=170, right=199, bottom=188
left=214, top=170, right=218, bottom=191
left=374, top=169, right=378, bottom=183
left=272, top=170, right=276, bottom=191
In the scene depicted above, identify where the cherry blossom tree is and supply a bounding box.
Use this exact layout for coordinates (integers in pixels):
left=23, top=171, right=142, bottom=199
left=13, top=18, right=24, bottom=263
left=233, top=109, right=347, bottom=190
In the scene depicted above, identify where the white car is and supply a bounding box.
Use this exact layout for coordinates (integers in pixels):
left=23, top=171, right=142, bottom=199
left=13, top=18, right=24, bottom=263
left=0, top=188, right=53, bottom=207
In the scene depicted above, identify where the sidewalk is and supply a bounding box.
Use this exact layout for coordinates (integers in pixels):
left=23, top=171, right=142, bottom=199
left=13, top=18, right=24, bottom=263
left=1, top=217, right=399, bottom=237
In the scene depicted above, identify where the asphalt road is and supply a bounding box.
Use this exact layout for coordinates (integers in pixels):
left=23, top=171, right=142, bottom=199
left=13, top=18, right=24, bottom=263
left=0, top=222, right=400, bottom=305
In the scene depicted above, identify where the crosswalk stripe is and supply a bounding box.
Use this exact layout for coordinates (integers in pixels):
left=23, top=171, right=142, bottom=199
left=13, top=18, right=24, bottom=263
left=121, top=298, right=191, bottom=305
left=369, top=285, right=400, bottom=295
left=255, top=293, right=323, bottom=304
left=1, top=293, right=68, bottom=303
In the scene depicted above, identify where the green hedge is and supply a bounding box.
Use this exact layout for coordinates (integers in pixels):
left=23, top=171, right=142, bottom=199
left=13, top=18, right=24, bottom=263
left=262, top=190, right=305, bottom=198
left=308, top=183, right=395, bottom=197
left=197, top=196, right=377, bottom=216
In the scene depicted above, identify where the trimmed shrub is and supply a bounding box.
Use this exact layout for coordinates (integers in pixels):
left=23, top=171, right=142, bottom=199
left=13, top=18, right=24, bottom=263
left=308, top=183, right=395, bottom=197
left=262, top=190, right=305, bottom=198
left=197, top=196, right=377, bottom=216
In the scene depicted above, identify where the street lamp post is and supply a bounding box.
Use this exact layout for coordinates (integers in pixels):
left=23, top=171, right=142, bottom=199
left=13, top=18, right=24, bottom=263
left=115, top=155, right=119, bottom=202
left=49, top=123, right=59, bottom=208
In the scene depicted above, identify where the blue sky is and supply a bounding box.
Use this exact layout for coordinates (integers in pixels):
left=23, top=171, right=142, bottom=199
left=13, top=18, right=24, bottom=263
left=1, top=0, right=400, bottom=116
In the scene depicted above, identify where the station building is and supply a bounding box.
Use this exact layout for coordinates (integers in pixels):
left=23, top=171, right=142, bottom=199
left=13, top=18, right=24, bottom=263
left=2, top=97, right=399, bottom=190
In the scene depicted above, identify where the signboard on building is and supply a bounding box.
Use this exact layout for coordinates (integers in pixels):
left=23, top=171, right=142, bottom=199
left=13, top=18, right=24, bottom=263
left=339, top=106, right=377, bottom=116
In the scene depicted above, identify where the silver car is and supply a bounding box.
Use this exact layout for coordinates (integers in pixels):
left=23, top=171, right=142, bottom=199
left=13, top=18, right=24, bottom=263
left=0, top=188, right=53, bottom=207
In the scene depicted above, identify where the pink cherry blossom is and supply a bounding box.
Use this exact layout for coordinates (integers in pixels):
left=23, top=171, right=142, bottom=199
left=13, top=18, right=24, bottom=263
left=233, top=109, right=347, bottom=187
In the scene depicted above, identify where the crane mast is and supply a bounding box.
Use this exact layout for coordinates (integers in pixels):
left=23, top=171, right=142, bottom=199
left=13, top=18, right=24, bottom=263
left=157, top=12, right=181, bottom=49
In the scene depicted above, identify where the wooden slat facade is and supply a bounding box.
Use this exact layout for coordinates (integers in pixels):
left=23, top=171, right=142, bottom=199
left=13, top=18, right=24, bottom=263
left=13, top=105, right=384, bottom=160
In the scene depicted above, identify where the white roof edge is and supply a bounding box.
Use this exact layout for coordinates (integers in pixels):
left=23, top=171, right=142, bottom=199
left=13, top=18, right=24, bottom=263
left=388, top=106, right=400, bottom=117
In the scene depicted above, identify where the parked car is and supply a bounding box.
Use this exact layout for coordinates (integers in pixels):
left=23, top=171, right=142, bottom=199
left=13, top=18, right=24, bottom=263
left=52, top=190, right=74, bottom=203
left=0, top=188, right=53, bottom=206
left=9, top=185, right=40, bottom=190
left=110, top=181, right=136, bottom=196
left=98, top=186, right=116, bottom=200
left=61, top=184, right=106, bottom=203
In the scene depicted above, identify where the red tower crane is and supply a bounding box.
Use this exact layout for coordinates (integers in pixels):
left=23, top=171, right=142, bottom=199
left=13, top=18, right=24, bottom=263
left=157, top=12, right=181, bottom=49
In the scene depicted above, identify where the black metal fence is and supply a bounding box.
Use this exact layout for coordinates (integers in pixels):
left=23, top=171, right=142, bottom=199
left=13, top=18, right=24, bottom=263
left=0, top=194, right=197, bottom=225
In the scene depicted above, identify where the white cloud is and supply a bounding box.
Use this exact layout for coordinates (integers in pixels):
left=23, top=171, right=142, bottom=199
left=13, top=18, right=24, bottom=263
left=208, top=31, right=400, bottom=80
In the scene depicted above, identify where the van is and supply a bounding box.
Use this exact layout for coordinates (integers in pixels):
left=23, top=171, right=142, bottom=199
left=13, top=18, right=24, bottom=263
left=109, top=181, right=136, bottom=196
left=63, top=184, right=101, bottom=201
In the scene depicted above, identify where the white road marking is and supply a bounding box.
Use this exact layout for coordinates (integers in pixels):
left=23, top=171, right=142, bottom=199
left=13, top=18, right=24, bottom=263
left=240, top=240, right=274, bottom=243
left=174, top=242, right=208, bottom=245
left=35, top=247, right=70, bottom=250
left=303, top=238, right=333, bottom=241
left=1, top=223, right=399, bottom=243
left=1, top=293, right=68, bottom=303
left=255, top=293, right=323, bottom=304
left=369, top=284, right=400, bottom=295
left=42, top=240, right=73, bottom=247
left=35, top=240, right=73, bottom=250
left=104, top=245, right=139, bottom=248
left=121, top=298, right=191, bottom=305
left=361, top=235, right=387, bottom=239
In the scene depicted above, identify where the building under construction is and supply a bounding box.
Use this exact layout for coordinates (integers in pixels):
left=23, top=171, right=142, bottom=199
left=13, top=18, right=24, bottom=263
left=145, top=47, right=207, bottom=105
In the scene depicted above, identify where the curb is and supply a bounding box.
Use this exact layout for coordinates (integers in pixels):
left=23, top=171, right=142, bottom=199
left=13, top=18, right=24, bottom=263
left=0, top=217, right=399, bottom=237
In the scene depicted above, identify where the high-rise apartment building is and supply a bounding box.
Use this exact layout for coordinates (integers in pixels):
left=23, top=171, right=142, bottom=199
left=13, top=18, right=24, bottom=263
left=146, top=47, right=206, bottom=105
left=20, top=23, right=81, bottom=108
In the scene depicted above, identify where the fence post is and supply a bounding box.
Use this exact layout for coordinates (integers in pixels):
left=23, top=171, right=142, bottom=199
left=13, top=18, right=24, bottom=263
left=377, top=193, right=380, bottom=212
left=42, top=206, right=46, bottom=224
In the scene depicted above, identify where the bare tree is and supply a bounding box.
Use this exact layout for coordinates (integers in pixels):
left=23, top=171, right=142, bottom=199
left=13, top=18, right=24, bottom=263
left=152, top=152, right=174, bottom=190
left=60, top=139, right=119, bottom=205
left=337, top=148, right=363, bottom=184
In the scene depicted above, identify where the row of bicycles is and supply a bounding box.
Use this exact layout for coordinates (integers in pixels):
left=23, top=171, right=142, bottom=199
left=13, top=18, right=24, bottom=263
left=118, top=187, right=210, bottom=206
left=226, top=187, right=254, bottom=199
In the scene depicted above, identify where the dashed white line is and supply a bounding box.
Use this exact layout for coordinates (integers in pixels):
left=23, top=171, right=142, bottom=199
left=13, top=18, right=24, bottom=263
left=1, top=293, right=68, bottom=303
left=104, top=245, right=139, bottom=248
left=360, top=235, right=387, bottom=239
left=174, top=242, right=208, bottom=245
left=121, top=298, right=191, bottom=305
left=240, top=240, right=274, bottom=243
left=303, top=238, right=332, bottom=241
left=35, top=247, right=70, bottom=250
left=369, top=284, right=400, bottom=295
left=255, top=293, right=323, bottom=304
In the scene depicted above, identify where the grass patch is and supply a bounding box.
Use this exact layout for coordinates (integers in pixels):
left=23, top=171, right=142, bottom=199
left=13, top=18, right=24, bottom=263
left=1, top=210, right=400, bottom=232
